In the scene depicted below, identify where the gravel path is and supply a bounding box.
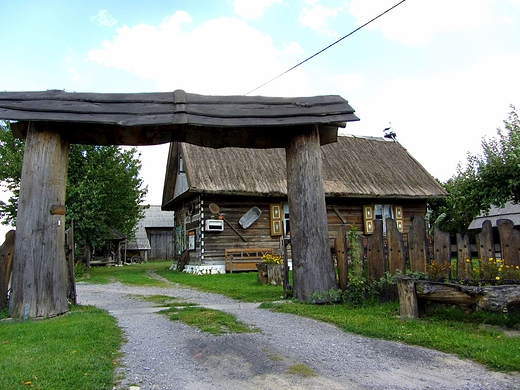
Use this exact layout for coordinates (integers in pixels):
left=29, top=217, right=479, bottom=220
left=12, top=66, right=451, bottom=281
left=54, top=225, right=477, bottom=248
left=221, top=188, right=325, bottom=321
left=76, top=281, right=520, bottom=390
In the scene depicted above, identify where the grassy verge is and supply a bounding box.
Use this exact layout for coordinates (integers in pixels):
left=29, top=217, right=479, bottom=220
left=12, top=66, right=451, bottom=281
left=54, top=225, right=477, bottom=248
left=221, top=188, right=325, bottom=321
left=260, top=301, right=520, bottom=372
left=80, top=261, right=172, bottom=286
left=138, top=294, right=259, bottom=335
left=0, top=305, right=123, bottom=390
left=154, top=268, right=285, bottom=302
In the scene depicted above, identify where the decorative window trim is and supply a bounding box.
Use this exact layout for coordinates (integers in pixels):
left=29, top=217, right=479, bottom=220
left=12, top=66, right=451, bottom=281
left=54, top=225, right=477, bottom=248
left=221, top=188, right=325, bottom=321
left=363, top=204, right=404, bottom=234
left=270, top=204, right=283, bottom=236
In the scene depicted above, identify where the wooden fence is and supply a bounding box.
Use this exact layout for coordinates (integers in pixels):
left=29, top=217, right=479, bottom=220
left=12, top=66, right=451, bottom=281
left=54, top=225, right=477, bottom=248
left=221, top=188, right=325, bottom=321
left=335, top=216, right=520, bottom=290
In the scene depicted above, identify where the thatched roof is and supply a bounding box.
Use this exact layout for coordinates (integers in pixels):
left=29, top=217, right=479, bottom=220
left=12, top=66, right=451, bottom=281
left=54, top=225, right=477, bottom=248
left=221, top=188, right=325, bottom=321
left=163, top=135, right=446, bottom=208
left=469, top=201, right=520, bottom=229
left=0, top=90, right=358, bottom=148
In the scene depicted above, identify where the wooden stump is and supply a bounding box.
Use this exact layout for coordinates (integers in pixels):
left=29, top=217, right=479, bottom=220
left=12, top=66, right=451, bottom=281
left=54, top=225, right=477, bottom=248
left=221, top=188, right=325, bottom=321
left=257, top=263, right=284, bottom=286
left=396, top=275, right=419, bottom=319
left=9, top=124, right=70, bottom=319
left=0, top=230, right=15, bottom=310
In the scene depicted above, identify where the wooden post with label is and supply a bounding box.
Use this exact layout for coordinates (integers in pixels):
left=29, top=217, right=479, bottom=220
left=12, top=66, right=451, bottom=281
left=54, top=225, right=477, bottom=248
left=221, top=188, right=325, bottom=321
left=9, top=123, right=70, bottom=319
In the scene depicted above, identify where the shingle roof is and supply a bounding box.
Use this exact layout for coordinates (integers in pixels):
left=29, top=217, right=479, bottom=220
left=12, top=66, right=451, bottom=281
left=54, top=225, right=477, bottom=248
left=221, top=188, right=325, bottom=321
left=162, top=135, right=447, bottom=208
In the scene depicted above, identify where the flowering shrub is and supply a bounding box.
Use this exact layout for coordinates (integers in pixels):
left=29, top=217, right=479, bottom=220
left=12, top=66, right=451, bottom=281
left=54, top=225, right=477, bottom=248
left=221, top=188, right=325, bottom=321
left=261, top=253, right=283, bottom=264
left=427, top=259, right=451, bottom=280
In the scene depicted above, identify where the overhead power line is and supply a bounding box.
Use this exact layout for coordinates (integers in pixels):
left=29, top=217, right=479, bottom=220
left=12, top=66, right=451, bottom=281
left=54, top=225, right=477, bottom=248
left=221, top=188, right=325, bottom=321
left=244, top=0, right=407, bottom=96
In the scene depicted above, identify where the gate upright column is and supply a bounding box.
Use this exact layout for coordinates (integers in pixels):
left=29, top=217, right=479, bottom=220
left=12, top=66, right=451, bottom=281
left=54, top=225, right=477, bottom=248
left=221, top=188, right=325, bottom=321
left=285, top=125, right=337, bottom=302
left=9, top=122, right=70, bottom=318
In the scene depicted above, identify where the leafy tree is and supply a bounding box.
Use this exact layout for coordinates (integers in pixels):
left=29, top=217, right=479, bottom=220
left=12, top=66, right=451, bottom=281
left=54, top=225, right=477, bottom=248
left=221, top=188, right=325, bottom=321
left=0, top=121, right=147, bottom=251
left=0, top=122, right=23, bottom=225
left=430, top=106, right=520, bottom=234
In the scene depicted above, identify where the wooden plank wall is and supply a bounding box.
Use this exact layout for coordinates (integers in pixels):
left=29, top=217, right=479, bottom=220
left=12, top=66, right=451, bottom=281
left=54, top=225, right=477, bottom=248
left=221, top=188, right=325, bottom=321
left=173, top=196, right=430, bottom=266
left=148, top=229, right=175, bottom=260
left=326, top=199, right=427, bottom=244
left=201, top=196, right=284, bottom=263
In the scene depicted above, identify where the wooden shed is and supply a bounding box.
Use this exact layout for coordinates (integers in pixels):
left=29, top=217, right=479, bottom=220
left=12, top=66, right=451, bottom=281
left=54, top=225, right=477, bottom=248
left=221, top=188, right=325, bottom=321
left=162, top=135, right=447, bottom=269
left=0, top=89, right=359, bottom=316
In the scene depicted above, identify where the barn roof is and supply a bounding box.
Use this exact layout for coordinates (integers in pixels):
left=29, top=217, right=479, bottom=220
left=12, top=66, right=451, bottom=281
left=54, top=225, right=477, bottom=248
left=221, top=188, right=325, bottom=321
left=468, top=201, right=520, bottom=230
left=162, top=135, right=447, bottom=209
left=143, top=205, right=174, bottom=228
left=0, top=89, right=358, bottom=148
left=126, top=206, right=174, bottom=250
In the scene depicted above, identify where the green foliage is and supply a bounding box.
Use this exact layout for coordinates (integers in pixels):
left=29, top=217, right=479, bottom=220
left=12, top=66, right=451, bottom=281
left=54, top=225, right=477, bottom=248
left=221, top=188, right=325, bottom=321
left=0, top=121, right=23, bottom=225
left=66, top=144, right=147, bottom=249
left=0, top=122, right=147, bottom=249
left=430, top=106, right=520, bottom=234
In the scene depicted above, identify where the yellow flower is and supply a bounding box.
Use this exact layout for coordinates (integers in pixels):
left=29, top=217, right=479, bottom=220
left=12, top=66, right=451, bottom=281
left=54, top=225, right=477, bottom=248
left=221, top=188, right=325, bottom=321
left=495, top=276, right=500, bottom=281
left=465, top=259, right=471, bottom=263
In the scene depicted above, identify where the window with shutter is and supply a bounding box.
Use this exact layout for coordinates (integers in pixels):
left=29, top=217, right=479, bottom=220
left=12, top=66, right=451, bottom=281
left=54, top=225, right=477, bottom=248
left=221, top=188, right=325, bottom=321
left=270, top=204, right=283, bottom=236
left=363, top=205, right=374, bottom=234
left=394, top=205, right=404, bottom=233
left=364, top=204, right=404, bottom=234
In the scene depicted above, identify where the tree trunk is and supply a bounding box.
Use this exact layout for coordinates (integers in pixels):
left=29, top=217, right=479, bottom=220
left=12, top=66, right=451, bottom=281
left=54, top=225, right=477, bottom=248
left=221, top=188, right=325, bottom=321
left=285, top=126, right=337, bottom=302
left=9, top=123, right=70, bottom=319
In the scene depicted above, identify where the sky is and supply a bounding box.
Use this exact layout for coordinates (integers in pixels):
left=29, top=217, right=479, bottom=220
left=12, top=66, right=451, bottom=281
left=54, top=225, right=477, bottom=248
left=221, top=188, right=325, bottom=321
left=1, top=0, right=520, bottom=238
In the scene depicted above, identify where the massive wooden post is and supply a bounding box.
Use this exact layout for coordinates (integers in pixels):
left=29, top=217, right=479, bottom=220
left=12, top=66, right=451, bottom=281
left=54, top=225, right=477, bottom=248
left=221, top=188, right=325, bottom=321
left=285, top=126, right=337, bottom=302
left=9, top=123, right=70, bottom=318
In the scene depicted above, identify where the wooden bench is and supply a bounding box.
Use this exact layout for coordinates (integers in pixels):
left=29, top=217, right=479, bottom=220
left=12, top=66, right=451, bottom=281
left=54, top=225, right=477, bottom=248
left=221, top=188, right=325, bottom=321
left=224, top=247, right=273, bottom=273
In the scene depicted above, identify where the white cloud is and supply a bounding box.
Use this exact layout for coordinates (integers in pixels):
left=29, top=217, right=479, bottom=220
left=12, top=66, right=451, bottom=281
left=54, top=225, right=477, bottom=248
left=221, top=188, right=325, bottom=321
left=299, top=1, right=348, bottom=37
left=88, top=11, right=308, bottom=96
left=349, top=0, right=493, bottom=45
left=326, top=73, right=365, bottom=93
left=345, top=53, right=520, bottom=181
left=233, top=0, right=282, bottom=20
left=91, top=10, right=118, bottom=27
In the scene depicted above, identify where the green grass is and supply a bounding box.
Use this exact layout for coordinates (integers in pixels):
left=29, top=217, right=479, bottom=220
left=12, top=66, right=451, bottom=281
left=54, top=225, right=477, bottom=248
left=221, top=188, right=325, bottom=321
left=137, top=294, right=259, bottom=334
left=154, top=268, right=286, bottom=302
left=159, top=306, right=259, bottom=334
left=0, top=305, right=123, bottom=390
left=79, top=261, right=172, bottom=286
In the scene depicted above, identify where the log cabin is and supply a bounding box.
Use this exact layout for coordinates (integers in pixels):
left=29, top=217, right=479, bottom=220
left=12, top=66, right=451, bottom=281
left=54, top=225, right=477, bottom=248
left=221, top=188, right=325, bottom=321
left=162, top=135, right=447, bottom=271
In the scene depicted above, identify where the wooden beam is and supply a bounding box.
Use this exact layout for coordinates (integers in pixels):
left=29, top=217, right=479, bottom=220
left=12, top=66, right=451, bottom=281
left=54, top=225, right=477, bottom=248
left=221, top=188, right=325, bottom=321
left=9, top=122, right=70, bottom=319
left=286, top=125, right=337, bottom=302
